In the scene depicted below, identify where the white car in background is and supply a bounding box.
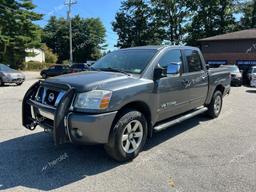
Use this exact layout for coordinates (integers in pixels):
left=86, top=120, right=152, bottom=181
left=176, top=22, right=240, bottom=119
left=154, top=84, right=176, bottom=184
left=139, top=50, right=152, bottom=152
left=0, top=64, right=25, bottom=86
left=250, top=67, right=256, bottom=87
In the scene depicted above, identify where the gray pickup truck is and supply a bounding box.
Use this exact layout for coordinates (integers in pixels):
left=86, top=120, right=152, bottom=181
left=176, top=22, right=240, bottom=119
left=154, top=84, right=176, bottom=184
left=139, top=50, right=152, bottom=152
left=22, top=46, right=231, bottom=161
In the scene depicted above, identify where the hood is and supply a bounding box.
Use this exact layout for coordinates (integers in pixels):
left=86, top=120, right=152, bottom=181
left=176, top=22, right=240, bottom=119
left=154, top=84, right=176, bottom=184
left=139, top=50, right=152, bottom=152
left=2, top=69, right=24, bottom=77
left=4, top=69, right=19, bottom=74
left=45, top=71, right=139, bottom=92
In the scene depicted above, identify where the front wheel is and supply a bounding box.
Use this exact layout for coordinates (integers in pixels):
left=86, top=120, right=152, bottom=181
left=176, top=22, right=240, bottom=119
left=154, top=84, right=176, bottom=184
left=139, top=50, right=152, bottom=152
left=207, top=90, right=223, bottom=118
left=0, top=78, right=3, bottom=86
left=105, top=109, right=148, bottom=162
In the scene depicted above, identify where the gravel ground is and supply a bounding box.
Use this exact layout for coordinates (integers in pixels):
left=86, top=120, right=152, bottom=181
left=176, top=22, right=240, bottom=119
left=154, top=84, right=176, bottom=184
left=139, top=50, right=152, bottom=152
left=0, top=72, right=256, bottom=192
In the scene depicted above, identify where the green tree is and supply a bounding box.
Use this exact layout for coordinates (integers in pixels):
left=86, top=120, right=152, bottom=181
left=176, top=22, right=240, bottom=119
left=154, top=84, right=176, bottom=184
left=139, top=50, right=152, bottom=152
left=185, top=0, right=237, bottom=46
left=113, top=0, right=162, bottom=48
left=0, top=0, right=42, bottom=68
left=151, top=0, right=190, bottom=45
left=240, top=0, right=256, bottom=29
left=41, top=44, right=58, bottom=63
left=43, top=16, right=106, bottom=63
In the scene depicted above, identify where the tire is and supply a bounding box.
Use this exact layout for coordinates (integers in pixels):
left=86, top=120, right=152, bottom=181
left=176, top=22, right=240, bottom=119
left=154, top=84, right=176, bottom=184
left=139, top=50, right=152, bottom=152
left=105, top=109, right=148, bottom=162
left=207, top=90, right=223, bottom=118
left=41, top=73, right=47, bottom=79
left=0, top=78, right=3, bottom=86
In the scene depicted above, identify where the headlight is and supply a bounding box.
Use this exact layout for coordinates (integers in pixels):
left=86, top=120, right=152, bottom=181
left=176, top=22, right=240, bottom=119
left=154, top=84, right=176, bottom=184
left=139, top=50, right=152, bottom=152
left=74, top=90, right=112, bottom=110
left=236, top=73, right=242, bottom=78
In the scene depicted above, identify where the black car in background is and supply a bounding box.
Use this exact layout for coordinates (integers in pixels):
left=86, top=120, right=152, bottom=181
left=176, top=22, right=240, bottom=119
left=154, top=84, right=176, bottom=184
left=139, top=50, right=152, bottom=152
left=70, top=63, right=89, bottom=73
left=220, top=65, right=242, bottom=86
left=40, top=65, right=72, bottom=79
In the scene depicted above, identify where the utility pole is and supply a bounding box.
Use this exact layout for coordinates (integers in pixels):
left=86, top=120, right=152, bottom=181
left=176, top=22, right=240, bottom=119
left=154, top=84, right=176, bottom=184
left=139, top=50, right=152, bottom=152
left=65, top=0, right=77, bottom=65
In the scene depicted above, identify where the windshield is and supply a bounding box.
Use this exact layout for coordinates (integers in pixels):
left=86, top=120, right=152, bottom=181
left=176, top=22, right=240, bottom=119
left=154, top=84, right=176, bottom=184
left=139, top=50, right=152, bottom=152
left=92, top=49, right=157, bottom=74
left=0, top=64, right=13, bottom=72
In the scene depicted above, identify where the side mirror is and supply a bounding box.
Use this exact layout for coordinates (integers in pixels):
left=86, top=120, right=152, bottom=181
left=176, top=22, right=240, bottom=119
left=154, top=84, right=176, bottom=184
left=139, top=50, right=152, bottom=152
left=166, top=63, right=181, bottom=75
left=205, top=64, right=210, bottom=70
left=154, top=66, right=167, bottom=80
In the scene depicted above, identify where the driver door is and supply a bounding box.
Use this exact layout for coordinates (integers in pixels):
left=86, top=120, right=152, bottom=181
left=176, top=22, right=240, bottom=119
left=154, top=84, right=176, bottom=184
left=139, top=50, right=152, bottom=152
left=156, top=49, right=191, bottom=122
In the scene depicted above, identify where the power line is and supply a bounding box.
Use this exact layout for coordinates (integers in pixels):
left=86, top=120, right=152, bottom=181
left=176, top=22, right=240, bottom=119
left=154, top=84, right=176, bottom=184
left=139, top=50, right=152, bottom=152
left=64, top=0, right=77, bottom=65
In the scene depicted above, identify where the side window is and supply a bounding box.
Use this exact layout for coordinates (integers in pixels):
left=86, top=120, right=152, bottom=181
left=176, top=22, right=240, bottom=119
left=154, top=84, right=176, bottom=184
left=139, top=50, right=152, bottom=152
left=184, top=50, right=203, bottom=72
left=49, top=66, right=55, bottom=70
left=159, top=49, right=183, bottom=69
left=55, top=66, right=62, bottom=70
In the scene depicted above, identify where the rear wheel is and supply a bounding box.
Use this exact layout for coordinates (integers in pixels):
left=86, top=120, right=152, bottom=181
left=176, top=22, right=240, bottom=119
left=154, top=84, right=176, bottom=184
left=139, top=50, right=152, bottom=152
left=105, top=109, right=148, bottom=162
left=207, top=90, right=223, bottom=118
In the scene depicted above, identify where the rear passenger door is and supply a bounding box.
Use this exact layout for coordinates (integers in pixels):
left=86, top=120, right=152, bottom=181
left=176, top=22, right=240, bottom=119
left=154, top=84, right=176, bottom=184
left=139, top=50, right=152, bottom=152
left=182, top=49, right=208, bottom=109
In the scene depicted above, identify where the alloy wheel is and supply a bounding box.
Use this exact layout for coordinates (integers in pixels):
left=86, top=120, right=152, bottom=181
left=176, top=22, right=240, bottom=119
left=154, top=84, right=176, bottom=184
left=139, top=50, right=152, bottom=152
left=214, top=95, right=222, bottom=114
left=121, top=120, right=143, bottom=153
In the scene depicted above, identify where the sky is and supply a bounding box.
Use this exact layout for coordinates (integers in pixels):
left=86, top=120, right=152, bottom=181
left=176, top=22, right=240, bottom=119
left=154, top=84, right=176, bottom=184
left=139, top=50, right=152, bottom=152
left=33, top=0, right=122, bottom=51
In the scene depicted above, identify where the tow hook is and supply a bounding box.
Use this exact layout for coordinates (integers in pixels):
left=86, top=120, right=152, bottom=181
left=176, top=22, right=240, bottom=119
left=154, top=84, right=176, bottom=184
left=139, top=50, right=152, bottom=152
left=26, top=120, right=38, bottom=130
left=26, top=117, right=46, bottom=131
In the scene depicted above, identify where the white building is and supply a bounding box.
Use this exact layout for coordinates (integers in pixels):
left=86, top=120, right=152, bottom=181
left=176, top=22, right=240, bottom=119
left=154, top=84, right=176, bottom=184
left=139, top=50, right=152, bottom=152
left=25, top=48, right=45, bottom=63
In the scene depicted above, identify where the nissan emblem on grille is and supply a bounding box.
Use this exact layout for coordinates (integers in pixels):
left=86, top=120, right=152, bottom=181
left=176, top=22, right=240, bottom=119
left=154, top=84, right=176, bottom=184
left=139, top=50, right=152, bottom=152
left=48, top=93, right=55, bottom=103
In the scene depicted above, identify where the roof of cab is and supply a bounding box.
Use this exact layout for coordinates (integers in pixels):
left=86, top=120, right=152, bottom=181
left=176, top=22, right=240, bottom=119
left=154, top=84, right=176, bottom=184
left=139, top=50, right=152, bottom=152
left=121, top=45, right=199, bottom=51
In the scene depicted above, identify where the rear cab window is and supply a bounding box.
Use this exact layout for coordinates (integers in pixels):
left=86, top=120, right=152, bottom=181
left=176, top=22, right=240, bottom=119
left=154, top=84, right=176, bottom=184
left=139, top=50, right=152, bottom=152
left=184, top=49, right=203, bottom=73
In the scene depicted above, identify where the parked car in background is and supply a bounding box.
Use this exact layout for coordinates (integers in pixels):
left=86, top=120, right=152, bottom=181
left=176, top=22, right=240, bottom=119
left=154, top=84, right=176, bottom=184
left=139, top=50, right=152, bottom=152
left=40, top=64, right=72, bottom=79
left=23, top=46, right=231, bottom=162
left=250, top=66, right=256, bottom=87
left=247, top=67, right=254, bottom=82
left=220, top=65, right=242, bottom=86
left=0, top=64, right=25, bottom=86
left=85, top=60, right=95, bottom=66
left=71, top=63, right=89, bottom=73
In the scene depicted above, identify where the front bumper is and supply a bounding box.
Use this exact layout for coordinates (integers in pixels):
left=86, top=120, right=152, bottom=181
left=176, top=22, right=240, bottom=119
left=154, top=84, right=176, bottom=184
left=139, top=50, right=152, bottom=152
left=68, top=112, right=117, bottom=144
left=2, top=76, right=25, bottom=84
left=22, top=81, right=117, bottom=145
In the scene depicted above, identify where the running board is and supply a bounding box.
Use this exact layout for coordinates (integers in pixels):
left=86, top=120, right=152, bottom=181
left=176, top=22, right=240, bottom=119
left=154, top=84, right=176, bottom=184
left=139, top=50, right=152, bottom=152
left=154, top=107, right=208, bottom=132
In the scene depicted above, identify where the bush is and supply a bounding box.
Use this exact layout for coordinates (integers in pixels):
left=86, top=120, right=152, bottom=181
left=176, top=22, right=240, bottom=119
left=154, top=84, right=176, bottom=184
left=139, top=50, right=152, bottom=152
left=23, top=61, right=53, bottom=71
left=62, top=60, right=70, bottom=64
left=41, top=44, right=58, bottom=63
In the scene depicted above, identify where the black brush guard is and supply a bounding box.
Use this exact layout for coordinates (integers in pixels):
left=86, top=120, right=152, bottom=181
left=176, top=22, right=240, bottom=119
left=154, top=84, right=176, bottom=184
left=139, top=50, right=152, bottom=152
left=22, top=81, right=76, bottom=145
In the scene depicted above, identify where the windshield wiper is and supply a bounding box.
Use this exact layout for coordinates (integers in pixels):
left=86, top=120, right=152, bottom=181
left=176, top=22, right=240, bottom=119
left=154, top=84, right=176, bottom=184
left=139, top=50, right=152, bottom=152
left=96, top=67, right=130, bottom=76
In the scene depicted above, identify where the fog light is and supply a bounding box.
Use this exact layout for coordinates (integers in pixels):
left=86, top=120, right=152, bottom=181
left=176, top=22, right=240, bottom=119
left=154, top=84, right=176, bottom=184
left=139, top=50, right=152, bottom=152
left=72, top=128, right=83, bottom=138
